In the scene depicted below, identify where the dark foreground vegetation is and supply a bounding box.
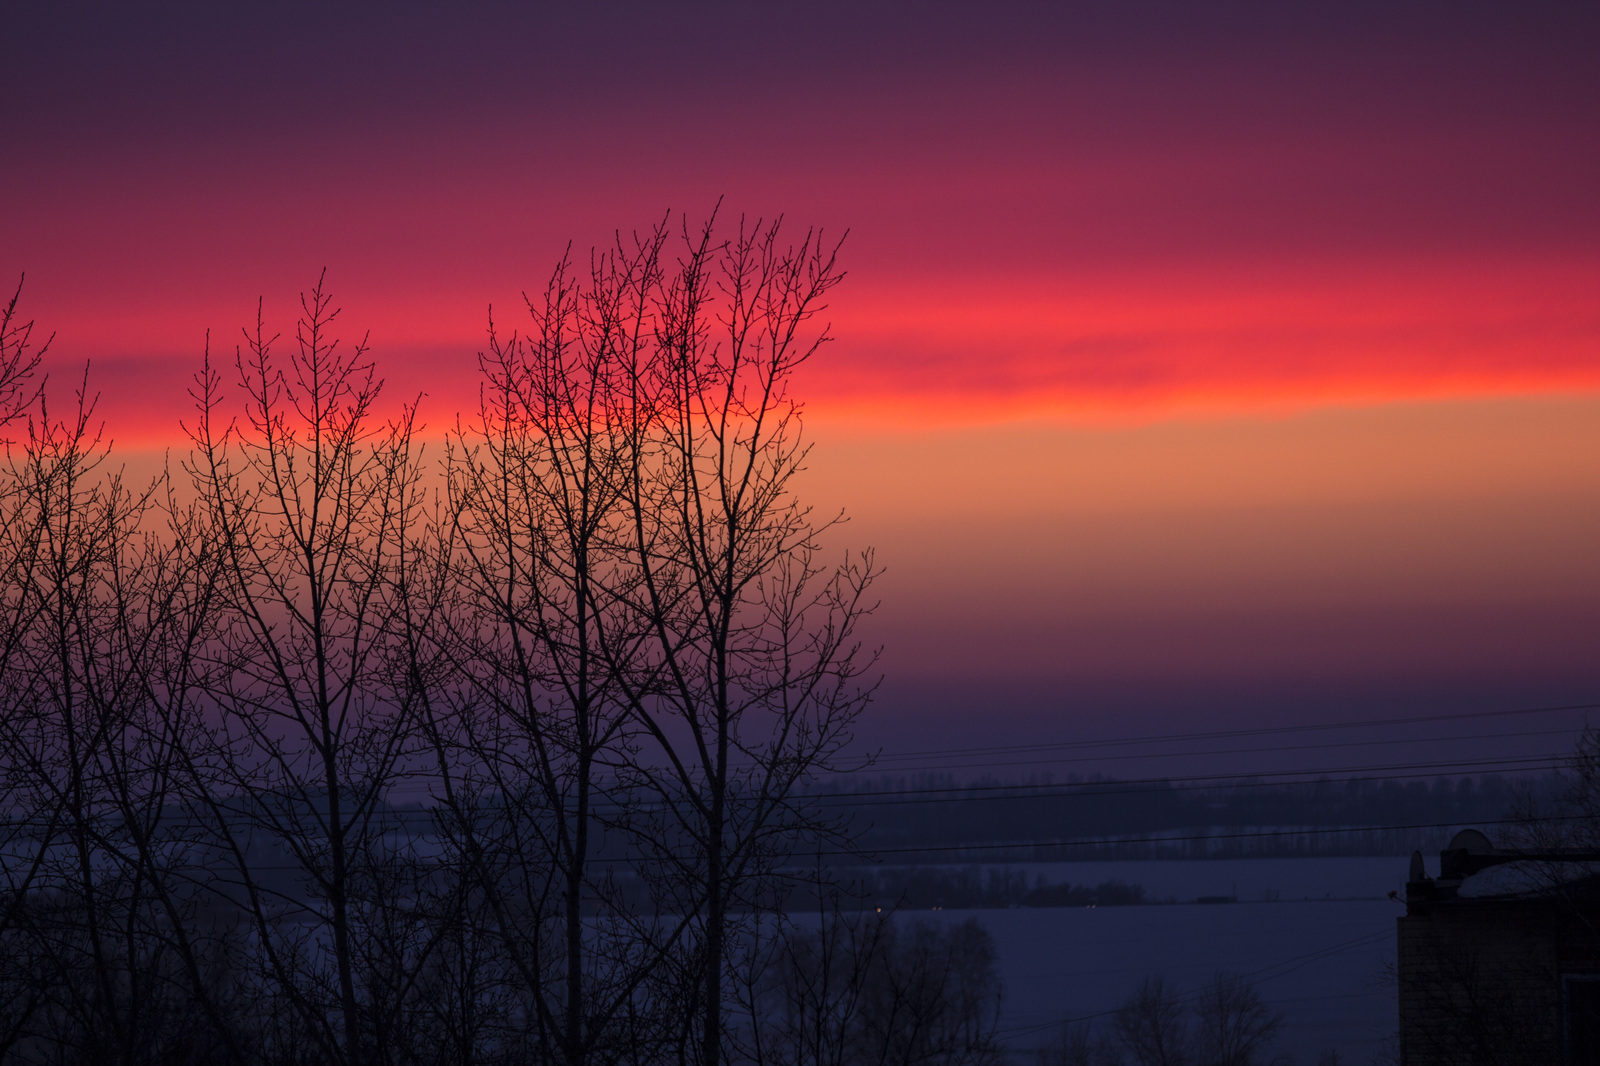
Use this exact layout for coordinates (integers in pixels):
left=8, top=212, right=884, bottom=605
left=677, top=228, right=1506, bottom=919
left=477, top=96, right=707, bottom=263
left=0, top=240, right=1356, bottom=1066
left=1037, top=972, right=1297, bottom=1066
left=0, top=216, right=888, bottom=1066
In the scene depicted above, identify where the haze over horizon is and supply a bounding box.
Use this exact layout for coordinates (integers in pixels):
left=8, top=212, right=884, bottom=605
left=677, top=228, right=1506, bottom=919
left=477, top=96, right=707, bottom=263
left=6, top=1, right=1597, bottom=762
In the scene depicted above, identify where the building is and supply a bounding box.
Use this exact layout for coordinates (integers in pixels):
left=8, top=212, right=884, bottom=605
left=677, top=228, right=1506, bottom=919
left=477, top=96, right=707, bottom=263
left=1398, top=828, right=1600, bottom=1065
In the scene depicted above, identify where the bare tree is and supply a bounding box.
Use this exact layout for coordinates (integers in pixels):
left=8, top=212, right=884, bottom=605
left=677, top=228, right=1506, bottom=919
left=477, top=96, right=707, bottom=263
left=0, top=275, right=49, bottom=434
left=432, top=232, right=684, bottom=1066
left=1396, top=934, right=1556, bottom=1066
left=0, top=283, right=56, bottom=1057
left=1190, top=973, right=1280, bottom=1066
left=0, top=278, right=51, bottom=992
left=747, top=892, right=890, bottom=1066
left=1510, top=723, right=1600, bottom=857
left=1033, top=1021, right=1099, bottom=1066
left=0, top=387, right=137, bottom=1063
left=857, top=918, right=1003, bottom=1066
left=1103, top=973, right=1285, bottom=1066
left=0, top=370, right=246, bottom=1065
left=184, top=275, right=432, bottom=1066
left=1111, top=975, right=1189, bottom=1066
left=614, top=211, right=879, bottom=1066
left=752, top=905, right=1002, bottom=1066
left=0, top=210, right=880, bottom=1065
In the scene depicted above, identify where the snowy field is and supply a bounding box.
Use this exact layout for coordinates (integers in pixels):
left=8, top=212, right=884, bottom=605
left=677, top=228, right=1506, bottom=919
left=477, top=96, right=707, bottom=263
left=854, top=858, right=1406, bottom=1063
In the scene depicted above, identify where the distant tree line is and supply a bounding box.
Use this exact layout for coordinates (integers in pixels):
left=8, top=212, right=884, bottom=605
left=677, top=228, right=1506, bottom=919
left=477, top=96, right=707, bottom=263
left=789, top=867, right=1147, bottom=912
left=820, top=774, right=1533, bottom=862
left=0, top=213, right=886, bottom=1066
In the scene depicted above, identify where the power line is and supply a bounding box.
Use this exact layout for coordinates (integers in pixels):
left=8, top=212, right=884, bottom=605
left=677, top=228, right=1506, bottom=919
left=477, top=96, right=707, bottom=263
left=365, top=699, right=1588, bottom=804
left=835, top=812, right=1576, bottom=860
left=31, top=813, right=1574, bottom=875
left=0, top=752, right=1568, bottom=833
left=866, top=724, right=1586, bottom=774
left=870, top=700, right=1598, bottom=765
left=806, top=752, right=1568, bottom=807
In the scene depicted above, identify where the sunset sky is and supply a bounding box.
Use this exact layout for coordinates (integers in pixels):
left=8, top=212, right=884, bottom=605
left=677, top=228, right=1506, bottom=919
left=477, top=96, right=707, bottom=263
left=5, top=2, right=1597, bottom=761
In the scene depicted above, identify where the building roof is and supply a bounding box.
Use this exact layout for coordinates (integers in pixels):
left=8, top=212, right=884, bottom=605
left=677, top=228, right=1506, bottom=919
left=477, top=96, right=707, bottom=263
left=1404, top=827, right=1600, bottom=907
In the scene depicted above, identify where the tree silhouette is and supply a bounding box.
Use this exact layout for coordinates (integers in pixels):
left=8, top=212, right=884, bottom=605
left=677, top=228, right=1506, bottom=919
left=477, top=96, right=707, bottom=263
left=0, top=276, right=48, bottom=433
left=184, top=275, right=429, bottom=1066
left=609, top=212, right=878, bottom=1066
left=432, top=233, right=682, bottom=1066
left=0, top=215, right=884, bottom=1065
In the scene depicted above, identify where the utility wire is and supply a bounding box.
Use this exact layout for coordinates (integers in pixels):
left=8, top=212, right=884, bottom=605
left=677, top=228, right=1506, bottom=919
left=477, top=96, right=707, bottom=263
left=806, top=752, right=1568, bottom=806
left=864, top=737, right=1577, bottom=775
left=119, top=812, right=1580, bottom=872
left=0, top=751, right=1569, bottom=832
left=869, top=723, right=1583, bottom=769
left=871, top=700, right=1597, bottom=764
left=837, top=812, right=1577, bottom=860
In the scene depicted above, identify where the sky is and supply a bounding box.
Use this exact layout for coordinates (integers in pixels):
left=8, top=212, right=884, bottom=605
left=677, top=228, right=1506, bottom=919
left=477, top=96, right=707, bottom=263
left=4, top=2, right=1597, bottom=769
